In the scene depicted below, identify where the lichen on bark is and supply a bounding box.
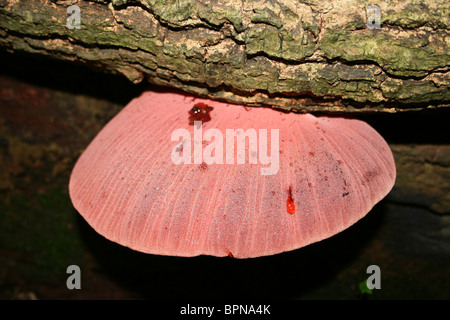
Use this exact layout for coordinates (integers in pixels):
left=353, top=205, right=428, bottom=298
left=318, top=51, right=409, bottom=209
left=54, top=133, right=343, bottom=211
left=0, top=0, right=448, bottom=113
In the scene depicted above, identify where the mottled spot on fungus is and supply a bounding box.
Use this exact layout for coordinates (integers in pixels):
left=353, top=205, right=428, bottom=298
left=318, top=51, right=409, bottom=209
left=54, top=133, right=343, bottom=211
left=199, top=162, right=208, bottom=171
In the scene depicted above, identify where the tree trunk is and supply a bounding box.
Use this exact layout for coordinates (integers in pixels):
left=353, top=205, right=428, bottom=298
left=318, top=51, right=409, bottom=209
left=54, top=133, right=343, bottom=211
left=0, top=0, right=448, bottom=113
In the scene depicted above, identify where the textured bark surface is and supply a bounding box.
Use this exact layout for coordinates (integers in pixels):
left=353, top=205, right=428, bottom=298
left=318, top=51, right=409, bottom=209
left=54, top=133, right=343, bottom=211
left=0, top=0, right=448, bottom=113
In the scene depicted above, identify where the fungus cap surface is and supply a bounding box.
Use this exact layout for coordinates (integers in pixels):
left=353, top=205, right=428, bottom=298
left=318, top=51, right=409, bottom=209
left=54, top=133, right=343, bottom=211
left=69, top=91, right=396, bottom=258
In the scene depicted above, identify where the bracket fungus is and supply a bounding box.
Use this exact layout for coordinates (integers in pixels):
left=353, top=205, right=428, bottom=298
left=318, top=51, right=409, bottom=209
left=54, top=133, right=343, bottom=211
left=69, top=91, right=396, bottom=259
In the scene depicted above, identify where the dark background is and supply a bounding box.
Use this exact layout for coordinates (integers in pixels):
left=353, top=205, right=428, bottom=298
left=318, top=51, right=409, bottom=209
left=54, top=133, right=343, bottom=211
left=1, top=49, right=449, bottom=300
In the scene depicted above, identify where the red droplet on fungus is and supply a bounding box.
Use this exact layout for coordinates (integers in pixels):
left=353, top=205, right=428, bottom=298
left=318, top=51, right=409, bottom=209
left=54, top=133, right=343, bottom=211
left=286, top=186, right=296, bottom=214
left=189, top=102, right=214, bottom=125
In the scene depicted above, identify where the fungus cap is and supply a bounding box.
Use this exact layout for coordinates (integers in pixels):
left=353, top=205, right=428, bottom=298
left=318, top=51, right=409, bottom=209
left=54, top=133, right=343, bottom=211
left=69, top=91, right=396, bottom=258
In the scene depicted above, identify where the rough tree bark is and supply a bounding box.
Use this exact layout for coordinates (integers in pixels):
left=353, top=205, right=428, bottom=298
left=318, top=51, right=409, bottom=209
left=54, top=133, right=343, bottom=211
left=0, top=0, right=448, bottom=113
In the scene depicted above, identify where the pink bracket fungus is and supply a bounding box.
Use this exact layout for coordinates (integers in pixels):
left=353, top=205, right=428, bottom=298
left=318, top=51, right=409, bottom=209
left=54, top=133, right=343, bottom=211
left=69, top=91, right=396, bottom=259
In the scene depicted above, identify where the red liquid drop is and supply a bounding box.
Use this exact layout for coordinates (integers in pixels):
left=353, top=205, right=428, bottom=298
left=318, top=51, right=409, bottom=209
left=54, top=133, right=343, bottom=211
left=286, top=186, right=296, bottom=214
left=188, top=102, right=214, bottom=125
